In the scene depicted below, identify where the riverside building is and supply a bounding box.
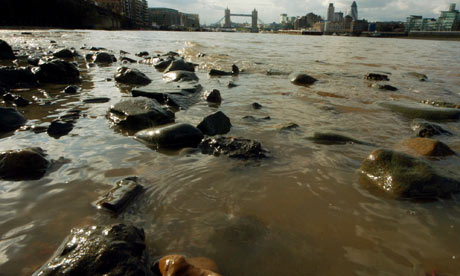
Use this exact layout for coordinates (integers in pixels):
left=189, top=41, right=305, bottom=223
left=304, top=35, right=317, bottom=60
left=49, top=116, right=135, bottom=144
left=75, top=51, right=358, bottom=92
left=406, top=3, right=460, bottom=32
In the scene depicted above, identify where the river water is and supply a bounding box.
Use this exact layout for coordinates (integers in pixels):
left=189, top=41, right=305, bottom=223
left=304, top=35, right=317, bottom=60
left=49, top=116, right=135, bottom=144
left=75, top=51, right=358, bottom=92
left=0, top=30, right=460, bottom=276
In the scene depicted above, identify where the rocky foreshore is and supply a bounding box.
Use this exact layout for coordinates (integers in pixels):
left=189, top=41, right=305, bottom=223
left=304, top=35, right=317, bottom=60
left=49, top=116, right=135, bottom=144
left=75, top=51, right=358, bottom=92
left=1, top=34, right=459, bottom=276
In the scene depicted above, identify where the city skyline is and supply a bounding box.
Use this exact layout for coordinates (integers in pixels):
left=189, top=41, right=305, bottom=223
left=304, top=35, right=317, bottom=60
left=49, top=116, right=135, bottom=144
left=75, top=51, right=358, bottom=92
left=146, top=0, right=457, bottom=24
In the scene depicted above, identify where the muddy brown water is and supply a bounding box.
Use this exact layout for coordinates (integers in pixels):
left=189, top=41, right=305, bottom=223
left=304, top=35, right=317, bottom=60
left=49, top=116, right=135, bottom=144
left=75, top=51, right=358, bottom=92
left=0, top=30, right=460, bottom=276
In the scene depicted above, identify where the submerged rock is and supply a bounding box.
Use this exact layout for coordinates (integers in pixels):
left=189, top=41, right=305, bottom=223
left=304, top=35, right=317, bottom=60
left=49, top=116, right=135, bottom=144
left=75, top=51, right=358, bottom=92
left=411, top=119, right=453, bottom=137
left=371, top=83, right=398, bottom=91
left=135, top=123, right=203, bottom=149
left=93, top=52, right=117, bottom=63
left=406, top=72, right=428, bottom=81
left=32, top=224, right=153, bottom=276
left=266, top=69, right=291, bottom=76
left=0, top=107, right=27, bottom=132
left=83, top=97, right=111, bottom=104
left=108, top=97, right=174, bottom=131
left=199, top=137, right=269, bottom=160
left=197, top=111, right=232, bottom=136
left=365, top=73, right=389, bottom=81
left=155, top=255, right=221, bottom=276
left=203, top=89, right=222, bottom=103
left=242, top=115, right=271, bottom=122
left=14, top=96, right=31, bottom=107
left=307, top=132, right=371, bottom=145
left=163, top=70, right=198, bottom=82
left=0, top=66, right=37, bottom=88
left=379, top=101, right=460, bottom=121
left=0, top=148, right=49, bottom=180
left=97, top=176, right=144, bottom=213
left=252, top=102, right=262, bottom=109
left=360, top=149, right=460, bottom=199
left=136, top=51, right=149, bottom=57
left=153, top=59, right=173, bottom=71
left=291, top=73, right=317, bottom=86
left=64, top=85, right=80, bottom=94
left=114, top=67, right=151, bottom=85
left=132, top=84, right=202, bottom=110
left=47, top=119, right=74, bottom=139
left=278, top=123, right=300, bottom=132
left=53, top=48, right=75, bottom=58
left=0, top=39, right=15, bottom=59
left=164, top=59, right=196, bottom=73
left=33, top=59, right=80, bottom=84
left=401, top=138, right=456, bottom=157
left=420, top=100, right=460, bottom=109
left=227, top=80, right=238, bottom=88
left=209, top=69, right=232, bottom=76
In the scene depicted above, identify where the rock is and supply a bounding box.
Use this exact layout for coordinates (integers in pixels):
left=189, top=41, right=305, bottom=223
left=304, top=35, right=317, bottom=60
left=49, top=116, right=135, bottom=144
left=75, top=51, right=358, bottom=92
left=0, top=107, right=27, bottom=132
left=242, top=115, right=271, bottom=122
left=107, top=97, right=174, bottom=131
left=114, top=67, right=151, bottom=85
left=307, top=132, right=371, bottom=145
left=93, top=52, right=117, bottom=63
left=64, top=85, right=80, bottom=94
left=379, top=101, right=460, bottom=121
left=411, top=119, right=453, bottom=137
left=132, top=84, right=202, bottom=109
left=203, top=89, right=222, bottom=103
left=227, top=80, right=237, bottom=88
left=420, top=100, right=460, bottom=109
left=199, top=137, right=269, bottom=160
left=252, top=102, right=262, bottom=109
left=365, top=73, right=389, bottom=81
left=49, top=40, right=56, bottom=44
left=33, top=59, right=80, bottom=84
left=156, top=255, right=221, bottom=276
left=291, top=73, right=317, bottom=86
left=96, top=176, right=144, bottom=213
left=196, top=52, right=206, bottom=57
left=197, top=111, right=232, bottom=136
left=3, top=93, right=15, bottom=101
left=83, top=97, right=111, bottom=103
left=406, top=72, right=427, bottom=81
left=136, top=51, right=149, bottom=57
left=0, top=66, right=37, bottom=88
left=371, top=83, right=398, bottom=91
left=32, top=224, right=153, bottom=276
left=164, top=59, right=196, bottom=73
left=209, top=69, right=232, bottom=76
left=27, top=55, right=41, bottom=66
left=401, top=138, right=456, bottom=157
left=120, top=56, right=137, bottom=63
left=135, top=123, right=203, bottom=149
left=266, top=69, right=291, bottom=76
left=163, top=70, right=198, bottom=82
left=232, top=64, right=239, bottom=75
left=53, top=48, right=75, bottom=58
left=47, top=120, right=74, bottom=138
left=14, top=96, right=30, bottom=107
left=360, top=149, right=460, bottom=199
left=0, top=148, right=49, bottom=180
left=0, top=39, right=16, bottom=59
left=278, top=123, right=299, bottom=132
left=153, top=59, right=173, bottom=71
left=162, top=51, right=179, bottom=57
left=85, top=53, right=93, bottom=61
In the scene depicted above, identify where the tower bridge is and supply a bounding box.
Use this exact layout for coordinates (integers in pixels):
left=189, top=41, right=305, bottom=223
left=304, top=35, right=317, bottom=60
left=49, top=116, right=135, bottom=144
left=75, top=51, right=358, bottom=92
left=215, top=8, right=261, bottom=33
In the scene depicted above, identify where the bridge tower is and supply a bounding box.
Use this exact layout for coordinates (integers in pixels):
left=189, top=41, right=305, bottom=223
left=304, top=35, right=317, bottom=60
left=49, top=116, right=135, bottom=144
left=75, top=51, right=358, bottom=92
left=224, top=8, right=231, bottom=28
left=251, top=8, right=258, bottom=33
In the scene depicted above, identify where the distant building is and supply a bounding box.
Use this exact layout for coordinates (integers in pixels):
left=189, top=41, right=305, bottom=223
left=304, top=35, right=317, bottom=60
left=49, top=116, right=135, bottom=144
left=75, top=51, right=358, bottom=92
left=350, top=1, right=358, bottom=21
left=334, top=12, right=344, bottom=22
left=327, top=3, right=335, bottom=21
left=343, top=15, right=353, bottom=30
left=181, top=13, right=200, bottom=28
left=438, top=3, right=460, bottom=31
left=92, top=0, right=123, bottom=15
left=312, top=21, right=325, bottom=32
left=280, top=13, right=288, bottom=24
left=351, top=19, right=368, bottom=33
left=306, top=12, right=321, bottom=26
left=406, top=3, right=460, bottom=32
left=148, top=8, right=180, bottom=27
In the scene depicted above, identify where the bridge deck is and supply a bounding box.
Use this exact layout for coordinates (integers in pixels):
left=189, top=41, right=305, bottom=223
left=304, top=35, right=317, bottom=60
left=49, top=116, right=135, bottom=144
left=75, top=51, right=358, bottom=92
left=230, top=14, right=253, bottom=17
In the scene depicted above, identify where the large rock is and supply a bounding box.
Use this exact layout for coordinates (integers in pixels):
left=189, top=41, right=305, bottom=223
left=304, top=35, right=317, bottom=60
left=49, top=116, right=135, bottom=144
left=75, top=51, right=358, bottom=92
left=96, top=176, right=144, bottom=213
left=0, top=66, right=37, bottom=88
left=132, top=84, right=202, bottom=110
left=93, top=52, right=117, bottom=63
left=401, top=138, right=456, bottom=157
left=360, top=149, right=460, bottom=199
left=0, top=39, right=15, bottom=59
left=0, top=107, right=27, bottom=132
left=291, top=73, right=317, bottom=86
left=32, top=224, right=153, bottom=276
left=411, top=119, right=453, bottom=137
left=379, top=101, right=460, bottom=121
left=0, top=148, right=49, bottom=180
left=163, top=70, right=198, bottom=82
left=107, top=97, right=174, bottom=131
left=135, top=123, right=203, bottom=149
left=53, top=48, right=75, bottom=58
left=197, top=111, right=232, bottom=136
left=199, top=137, right=269, bottom=160
left=203, top=89, right=222, bottom=103
left=156, top=255, right=221, bottom=276
left=115, top=67, right=151, bottom=85
left=47, top=119, right=74, bottom=139
left=33, top=59, right=80, bottom=84
left=164, top=59, right=195, bottom=73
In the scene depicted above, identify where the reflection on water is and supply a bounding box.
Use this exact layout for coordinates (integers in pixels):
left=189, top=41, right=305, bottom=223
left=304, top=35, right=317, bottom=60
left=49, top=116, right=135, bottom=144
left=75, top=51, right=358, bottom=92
left=0, top=30, right=460, bottom=276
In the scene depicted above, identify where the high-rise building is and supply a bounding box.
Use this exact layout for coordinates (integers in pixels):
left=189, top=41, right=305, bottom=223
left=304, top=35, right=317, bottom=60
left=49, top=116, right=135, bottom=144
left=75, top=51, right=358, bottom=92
left=327, top=3, right=335, bottom=21
left=280, top=13, right=288, bottom=24
left=350, top=1, right=358, bottom=21
left=334, top=12, right=344, bottom=22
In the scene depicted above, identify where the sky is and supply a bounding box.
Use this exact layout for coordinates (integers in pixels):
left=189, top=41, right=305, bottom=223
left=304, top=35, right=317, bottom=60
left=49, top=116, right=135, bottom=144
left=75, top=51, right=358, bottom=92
left=146, top=0, right=456, bottom=24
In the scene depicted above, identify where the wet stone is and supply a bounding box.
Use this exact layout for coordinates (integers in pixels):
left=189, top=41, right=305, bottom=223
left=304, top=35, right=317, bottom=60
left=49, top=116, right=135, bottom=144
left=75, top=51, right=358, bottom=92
left=47, top=120, right=74, bottom=139
left=0, top=39, right=16, bottom=59
left=209, top=69, right=232, bottom=76
left=32, top=224, right=153, bottom=276
left=115, top=66, right=151, bottom=85
left=108, top=97, right=175, bottom=131
left=420, top=100, right=460, bottom=109
left=406, top=72, right=428, bottom=81
left=307, top=132, right=371, bottom=145
left=0, top=147, right=49, bottom=180
left=3, top=93, right=15, bottom=101
left=365, top=73, right=390, bottom=81
left=411, top=119, right=453, bottom=137
left=33, top=59, right=80, bottom=84
left=197, top=111, right=232, bottom=136
left=96, top=176, right=144, bottom=213
left=53, top=48, right=75, bottom=58
left=14, top=96, right=30, bottom=107
left=164, top=59, right=196, bottom=73
left=120, top=56, right=137, bottom=63
left=203, top=89, right=222, bottom=103
left=199, top=137, right=270, bottom=160
left=278, top=123, right=300, bottom=132
left=379, top=101, right=460, bottom=121
left=252, top=102, right=263, bottom=109
left=64, top=85, right=80, bottom=94
left=135, top=123, right=203, bottom=149
left=291, top=73, right=318, bottom=86
left=0, top=107, right=27, bottom=132
left=155, top=255, right=221, bottom=276
left=83, top=97, right=111, bottom=104
left=163, top=70, right=198, bottom=82
left=0, top=66, right=37, bottom=88
left=136, top=51, right=149, bottom=57
left=227, top=80, right=238, bottom=88
left=93, top=52, right=117, bottom=63
left=401, top=138, right=456, bottom=157
left=371, top=83, right=398, bottom=91
left=360, top=149, right=460, bottom=199
left=27, top=55, right=41, bottom=66
left=153, top=59, right=173, bottom=71
left=242, top=115, right=271, bottom=122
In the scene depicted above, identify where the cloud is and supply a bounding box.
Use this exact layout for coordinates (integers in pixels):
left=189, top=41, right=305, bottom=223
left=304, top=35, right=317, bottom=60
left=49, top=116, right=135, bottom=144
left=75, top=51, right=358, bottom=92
left=147, top=0, right=455, bottom=24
